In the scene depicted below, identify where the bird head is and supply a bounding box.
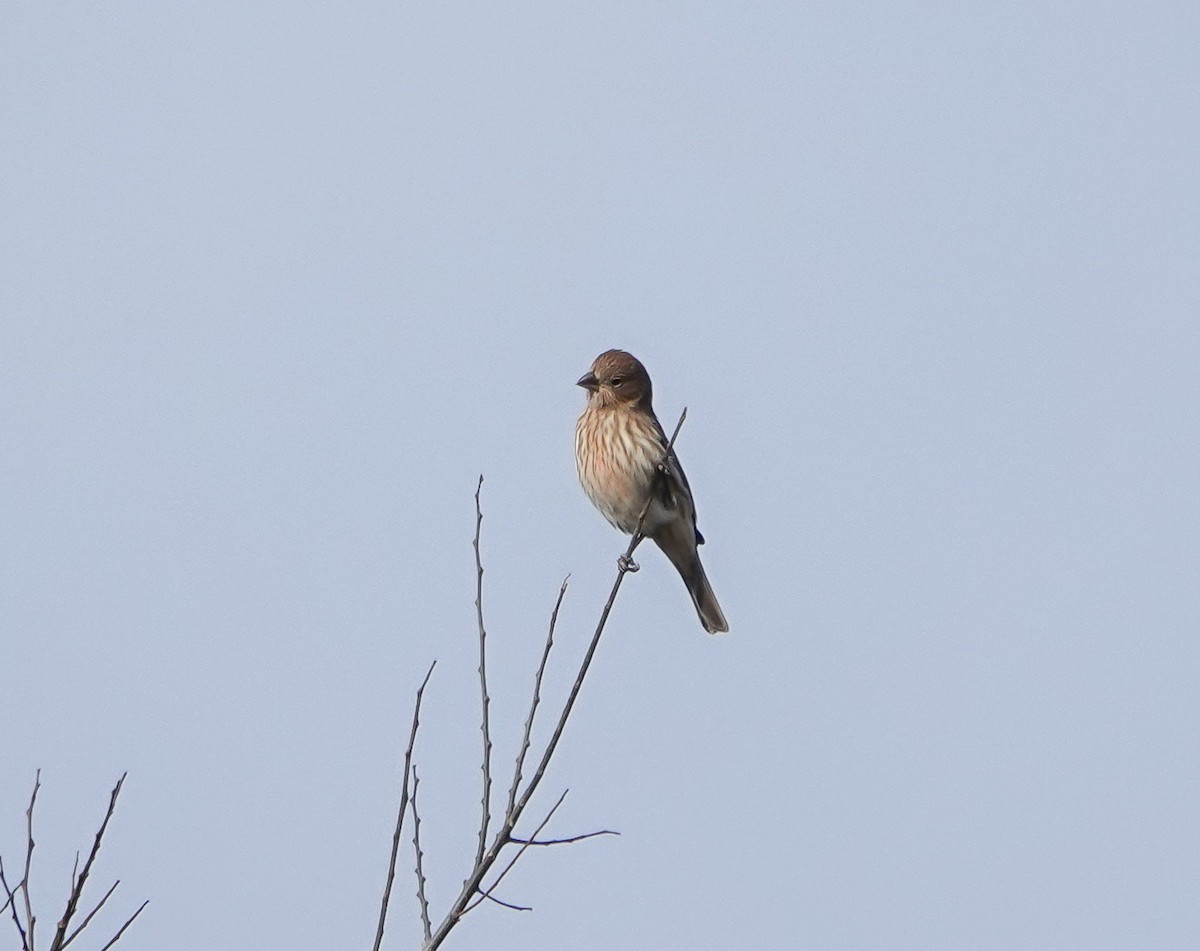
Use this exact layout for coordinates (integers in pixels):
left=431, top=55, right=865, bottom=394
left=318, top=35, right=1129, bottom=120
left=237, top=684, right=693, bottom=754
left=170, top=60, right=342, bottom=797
left=577, top=349, right=653, bottom=409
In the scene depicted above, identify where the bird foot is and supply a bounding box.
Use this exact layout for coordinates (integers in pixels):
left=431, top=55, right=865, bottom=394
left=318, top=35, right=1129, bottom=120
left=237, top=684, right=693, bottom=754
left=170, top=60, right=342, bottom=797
left=618, top=554, right=640, bottom=573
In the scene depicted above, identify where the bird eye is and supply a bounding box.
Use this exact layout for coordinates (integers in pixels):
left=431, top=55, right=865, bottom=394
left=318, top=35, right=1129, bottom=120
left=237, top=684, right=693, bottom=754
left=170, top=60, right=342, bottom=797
left=610, top=377, right=623, bottom=386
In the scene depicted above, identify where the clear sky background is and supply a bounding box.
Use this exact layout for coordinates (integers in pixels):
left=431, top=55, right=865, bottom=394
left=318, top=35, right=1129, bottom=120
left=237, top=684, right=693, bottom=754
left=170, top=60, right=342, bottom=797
left=3, top=2, right=1198, bottom=949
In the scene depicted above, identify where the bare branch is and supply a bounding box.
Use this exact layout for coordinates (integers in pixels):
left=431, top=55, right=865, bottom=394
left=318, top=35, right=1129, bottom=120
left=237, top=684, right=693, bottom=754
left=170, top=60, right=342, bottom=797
left=472, top=475, right=493, bottom=870
left=48, top=772, right=127, bottom=951
left=59, top=880, right=119, bottom=950
left=511, top=409, right=688, bottom=821
left=421, top=410, right=685, bottom=950
left=411, top=766, right=432, bottom=943
left=94, top=901, right=147, bottom=951
left=2, top=775, right=143, bottom=951
left=506, top=577, right=569, bottom=817
left=372, top=660, right=436, bottom=951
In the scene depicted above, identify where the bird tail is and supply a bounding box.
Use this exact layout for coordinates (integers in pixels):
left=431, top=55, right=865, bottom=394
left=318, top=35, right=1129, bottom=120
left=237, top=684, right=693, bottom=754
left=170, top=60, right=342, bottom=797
left=657, top=532, right=728, bottom=634
left=687, top=559, right=729, bottom=635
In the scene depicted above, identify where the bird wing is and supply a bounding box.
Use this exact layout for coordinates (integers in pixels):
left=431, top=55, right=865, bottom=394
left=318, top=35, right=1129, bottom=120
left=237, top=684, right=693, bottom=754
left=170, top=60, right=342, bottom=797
left=649, top=414, right=705, bottom=546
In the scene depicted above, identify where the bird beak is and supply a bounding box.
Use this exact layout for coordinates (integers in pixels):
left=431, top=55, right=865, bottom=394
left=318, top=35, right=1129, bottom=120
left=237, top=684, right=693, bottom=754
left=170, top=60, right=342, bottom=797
left=576, top=371, right=599, bottom=391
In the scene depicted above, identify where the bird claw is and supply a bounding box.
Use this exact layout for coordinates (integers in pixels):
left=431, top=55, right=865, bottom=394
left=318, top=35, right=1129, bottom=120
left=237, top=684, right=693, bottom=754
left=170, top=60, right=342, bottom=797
left=618, top=554, right=640, bottom=573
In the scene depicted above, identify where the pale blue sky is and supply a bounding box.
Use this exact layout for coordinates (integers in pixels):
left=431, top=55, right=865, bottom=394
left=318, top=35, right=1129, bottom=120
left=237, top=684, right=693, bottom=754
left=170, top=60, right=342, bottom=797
left=3, top=2, right=1198, bottom=949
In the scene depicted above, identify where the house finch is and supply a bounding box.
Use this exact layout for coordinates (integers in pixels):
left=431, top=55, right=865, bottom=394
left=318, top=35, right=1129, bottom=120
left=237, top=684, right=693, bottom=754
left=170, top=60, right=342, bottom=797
left=575, top=349, right=729, bottom=634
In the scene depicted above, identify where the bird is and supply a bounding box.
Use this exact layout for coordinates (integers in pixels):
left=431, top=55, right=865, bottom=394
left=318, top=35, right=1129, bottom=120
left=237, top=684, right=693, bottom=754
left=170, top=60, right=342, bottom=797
left=574, top=349, right=728, bottom=634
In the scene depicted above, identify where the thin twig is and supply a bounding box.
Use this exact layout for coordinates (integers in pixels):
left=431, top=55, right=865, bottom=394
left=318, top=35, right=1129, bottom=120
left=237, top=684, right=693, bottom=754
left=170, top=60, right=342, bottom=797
left=478, top=892, right=531, bottom=912
left=421, top=409, right=686, bottom=951
left=59, top=880, right=119, bottom=950
left=506, top=577, right=569, bottom=817
left=49, top=773, right=127, bottom=951
left=0, top=858, right=30, bottom=951
left=22, top=771, right=40, bottom=951
left=372, top=660, right=436, bottom=951
left=473, top=475, right=493, bottom=870
left=94, top=901, right=147, bottom=951
left=464, top=790, right=569, bottom=914
left=509, top=829, right=619, bottom=846
left=68, top=854, right=79, bottom=906
left=411, top=767, right=432, bottom=943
